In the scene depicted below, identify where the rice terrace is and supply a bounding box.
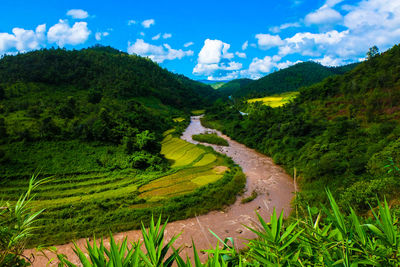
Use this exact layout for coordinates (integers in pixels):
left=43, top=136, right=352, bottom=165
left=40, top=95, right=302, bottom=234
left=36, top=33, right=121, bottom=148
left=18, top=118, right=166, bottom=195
left=1, top=126, right=244, bottom=247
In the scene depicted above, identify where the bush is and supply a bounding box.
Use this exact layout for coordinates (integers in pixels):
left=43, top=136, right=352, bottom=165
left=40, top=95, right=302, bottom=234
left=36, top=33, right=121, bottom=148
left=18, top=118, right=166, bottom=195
left=192, top=133, right=229, bottom=146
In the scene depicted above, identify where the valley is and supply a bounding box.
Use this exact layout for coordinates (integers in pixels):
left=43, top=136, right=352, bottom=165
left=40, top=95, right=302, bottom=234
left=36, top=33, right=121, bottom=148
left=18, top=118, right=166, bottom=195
left=26, top=115, right=294, bottom=266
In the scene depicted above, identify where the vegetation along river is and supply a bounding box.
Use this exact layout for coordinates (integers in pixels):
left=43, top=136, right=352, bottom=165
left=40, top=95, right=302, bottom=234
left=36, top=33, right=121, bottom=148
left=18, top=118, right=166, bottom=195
left=27, top=115, right=294, bottom=265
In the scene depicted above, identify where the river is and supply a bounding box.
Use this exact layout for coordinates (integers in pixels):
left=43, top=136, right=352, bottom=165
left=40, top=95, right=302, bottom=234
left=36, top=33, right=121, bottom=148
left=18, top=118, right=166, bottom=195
left=26, top=116, right=294, bottom=265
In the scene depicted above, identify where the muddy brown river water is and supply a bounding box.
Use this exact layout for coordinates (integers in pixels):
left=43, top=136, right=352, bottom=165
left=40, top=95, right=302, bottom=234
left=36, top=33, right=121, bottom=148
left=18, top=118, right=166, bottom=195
left=26, top=116, right=294, bottom=266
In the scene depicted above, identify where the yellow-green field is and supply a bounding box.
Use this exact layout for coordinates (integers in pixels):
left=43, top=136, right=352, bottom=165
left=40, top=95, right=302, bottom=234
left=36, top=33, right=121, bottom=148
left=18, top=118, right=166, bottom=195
left=247, top=91, right=299, bottom=107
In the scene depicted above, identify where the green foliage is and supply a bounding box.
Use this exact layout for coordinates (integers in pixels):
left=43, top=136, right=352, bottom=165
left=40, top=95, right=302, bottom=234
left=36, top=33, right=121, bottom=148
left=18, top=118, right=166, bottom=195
left=241, top=191, right=258, bottom=204
left=367, top=45, right=380, bottom=59
left=204, top=43, right=400, bottom=211
left=216, top=78, right=253, bottom=97
left=0, top=175, right=48, bottom=266
left=55, top=190, right=400, bottom=266
left=231, top=61, right=359, bottom=98
left=192, top=133, right=229, bottom=146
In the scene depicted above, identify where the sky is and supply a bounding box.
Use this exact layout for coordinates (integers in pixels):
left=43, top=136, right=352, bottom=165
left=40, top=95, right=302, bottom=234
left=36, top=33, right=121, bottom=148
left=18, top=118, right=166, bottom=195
left=1, top=0, right=400, bottom=81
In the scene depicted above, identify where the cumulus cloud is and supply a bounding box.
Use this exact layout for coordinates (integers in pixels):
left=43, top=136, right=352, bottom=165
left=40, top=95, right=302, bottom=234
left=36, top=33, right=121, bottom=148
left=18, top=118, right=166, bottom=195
left=142, top=19, right=155, bottom=28
left=305, top=7, right=342, bottom=25
left=48, top=19, right=91, bottom=46
left=197, top=39, right=233, bottom=64
left=127, top=39, right=193, bottom=63
left=66, top=9, right=89, bottom=19
left=184, top=41, right=194, bottom=47
left=0, top=24, right=46, bottom=53
left=163, top=33, right=172, bottom=39
left=95, top=31, right=109, bottom=41
left=255, top=34, right=284, bottom=50
left=193, top=39, right=241, bottom=77
left=240, top=56, right=301, bottom=79
left=278, top=30, right=348, bottom=57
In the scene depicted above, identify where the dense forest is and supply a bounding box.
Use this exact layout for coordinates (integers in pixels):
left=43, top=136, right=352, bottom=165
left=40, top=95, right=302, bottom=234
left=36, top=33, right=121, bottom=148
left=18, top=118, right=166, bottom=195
left=228, top=61, right=358, bottom=98
left=215, top=78, right=253, bottom=97
left=204, top=44, right=400, bottom=212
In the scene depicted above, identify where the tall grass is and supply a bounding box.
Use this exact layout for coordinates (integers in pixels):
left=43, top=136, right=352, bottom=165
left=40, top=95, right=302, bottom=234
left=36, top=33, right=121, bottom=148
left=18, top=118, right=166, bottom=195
left=61, top=188, right=400, bottom=266
left=0, top=175, right=49, bottom=266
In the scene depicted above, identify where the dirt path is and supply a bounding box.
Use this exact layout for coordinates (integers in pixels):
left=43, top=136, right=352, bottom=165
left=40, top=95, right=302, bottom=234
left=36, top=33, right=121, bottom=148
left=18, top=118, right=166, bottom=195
left=26, top=116, right=294, bottom=266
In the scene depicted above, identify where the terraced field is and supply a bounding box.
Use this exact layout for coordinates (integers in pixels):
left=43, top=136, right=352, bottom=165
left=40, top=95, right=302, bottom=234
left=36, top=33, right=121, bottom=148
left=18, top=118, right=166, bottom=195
left=247, top=91, right=299, bottom=107
left=1, top=129, right=241, bottom=246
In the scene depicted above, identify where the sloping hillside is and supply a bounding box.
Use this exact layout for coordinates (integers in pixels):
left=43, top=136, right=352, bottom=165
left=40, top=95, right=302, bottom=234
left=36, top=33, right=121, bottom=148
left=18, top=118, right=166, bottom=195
left=233, top=61, right=358, bottom=98
left=0, top=46, right=215, bottom=179
left=204, top=44, right=400, bottom=211
left=216, top=78, right=253, bottom=97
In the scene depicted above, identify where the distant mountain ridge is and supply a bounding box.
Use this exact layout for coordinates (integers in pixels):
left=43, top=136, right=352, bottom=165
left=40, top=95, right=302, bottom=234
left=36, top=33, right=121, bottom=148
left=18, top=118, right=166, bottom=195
left=227, top=61, right=359, bottom=98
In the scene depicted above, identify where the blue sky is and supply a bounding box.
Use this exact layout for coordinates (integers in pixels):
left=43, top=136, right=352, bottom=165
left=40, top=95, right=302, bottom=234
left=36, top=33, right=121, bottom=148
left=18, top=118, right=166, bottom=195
left=1, top=0, right=399, bottom=80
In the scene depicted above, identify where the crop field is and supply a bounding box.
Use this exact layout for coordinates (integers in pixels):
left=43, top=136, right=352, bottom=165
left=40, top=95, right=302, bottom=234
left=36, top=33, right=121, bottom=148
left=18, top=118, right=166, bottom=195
left=0, top=130, right=243, bottom=247
left=247, top=91, right=299, bottom=107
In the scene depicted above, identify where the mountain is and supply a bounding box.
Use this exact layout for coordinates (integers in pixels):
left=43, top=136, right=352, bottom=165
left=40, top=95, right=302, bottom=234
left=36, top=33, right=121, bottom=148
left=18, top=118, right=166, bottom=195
left=0, top=46, right=215, bottom=178
left=232, top=61, right=359, bottom=98
left=204, top=44, right=400, bottom=211
left=216, top=78, right=253, bottom=96
left=0, top=45, right=215, bottom=110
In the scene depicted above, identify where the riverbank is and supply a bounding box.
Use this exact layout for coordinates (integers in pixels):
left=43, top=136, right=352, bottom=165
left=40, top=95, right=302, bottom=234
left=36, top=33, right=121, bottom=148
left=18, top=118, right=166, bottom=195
left=25, top=116, right=294, bottom=266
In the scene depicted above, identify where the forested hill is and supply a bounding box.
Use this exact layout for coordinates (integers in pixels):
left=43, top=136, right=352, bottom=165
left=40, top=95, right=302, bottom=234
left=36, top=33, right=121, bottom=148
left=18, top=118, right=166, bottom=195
left=232, top=61, right=358, bottom=98
left=0, top=46, right=214, bottom=178
left=0, top=46, right=215, bottom=109
left=215, top=78, right=253, bottom=97
left=204, top=43, right=400, bottom=211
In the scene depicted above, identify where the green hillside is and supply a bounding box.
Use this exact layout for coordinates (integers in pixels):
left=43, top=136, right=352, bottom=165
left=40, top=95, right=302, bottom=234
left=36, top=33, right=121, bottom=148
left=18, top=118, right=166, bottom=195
left=233, top=61, right=358, bottom=98
left=216, top=78, right=253, bottom=96
left=0, top=46, right=248, bottom=246
left=204, top=44, right=400, bottom=211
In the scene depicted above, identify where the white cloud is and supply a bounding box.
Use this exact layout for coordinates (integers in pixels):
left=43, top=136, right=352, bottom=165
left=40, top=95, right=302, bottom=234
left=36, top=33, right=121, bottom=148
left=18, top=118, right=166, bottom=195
left=66, top=9, right=89, bottom=19
left=278, top=30, right=348, bottom=57
left=0, top=33, right=16, bottom=53
left=269, top=22, right=301, bottom=33
left=240, top=56, right=301, bottom=79
left=152, top=33, right=161, bottom=40
left=184, top=41, right=194, bottom=47
left=207, top=71, right=240, bottom=81
left=235, top=51, right=246, bottom=58
left=255, top=33, right=284, bottom=50
left=242, top=40, right=248, bottom=50
left=48, top=19, right=91, bottom=47
left=95, top=31, right=109, bottom=41
left=127, top=20, right=136, bottom=26
left=163, top=33, right=172, bottom=39
left=127, top=39, right=193, bottom=63
left=0, top=24, right=46, bottom=53
left=305, top=7, right=342, bottom=25
left=142, top=19, right=155, bottom=28
left=197, top=39, right=233, bottom=64
left=193, top=39, right=241, bottom=76
left=315, top=55, right=344, bottom=66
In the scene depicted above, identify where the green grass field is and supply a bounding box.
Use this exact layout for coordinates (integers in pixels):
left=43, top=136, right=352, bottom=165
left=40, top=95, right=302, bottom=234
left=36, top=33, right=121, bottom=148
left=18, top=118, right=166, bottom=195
left=0, top=130, right=243, bottom=247
left=247, top=91, right=299, bottom=107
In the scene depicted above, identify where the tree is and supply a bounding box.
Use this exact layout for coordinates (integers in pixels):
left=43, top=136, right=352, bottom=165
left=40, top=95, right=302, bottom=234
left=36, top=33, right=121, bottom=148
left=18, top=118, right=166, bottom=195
left=367, top=45, right=380, bottom=59
left=0, top=85, right=4, bottom=100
